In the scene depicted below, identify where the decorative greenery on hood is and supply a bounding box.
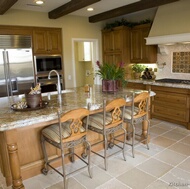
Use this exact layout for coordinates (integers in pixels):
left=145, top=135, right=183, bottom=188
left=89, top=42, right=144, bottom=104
left=103, top=18, right=152, bottom=30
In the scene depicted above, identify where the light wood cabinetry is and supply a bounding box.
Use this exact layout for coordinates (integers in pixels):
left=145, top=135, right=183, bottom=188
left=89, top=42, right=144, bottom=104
left=151, top=86, right=190, bottom=129
left=33, top=28, right=62, bottom=55
left=102, top=26, right=130, bottom=65
left=130, top=24, right=157, bottom=63
left=127, top=81, right=146, bottom=90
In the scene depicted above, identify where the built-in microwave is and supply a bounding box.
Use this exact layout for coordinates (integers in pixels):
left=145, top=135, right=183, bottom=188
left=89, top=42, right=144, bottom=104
left=34, top=55, right=62, bottom=73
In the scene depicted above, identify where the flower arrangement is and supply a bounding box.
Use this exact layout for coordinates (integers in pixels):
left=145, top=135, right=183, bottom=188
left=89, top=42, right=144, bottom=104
left=96, top=61, right=127, bottom=90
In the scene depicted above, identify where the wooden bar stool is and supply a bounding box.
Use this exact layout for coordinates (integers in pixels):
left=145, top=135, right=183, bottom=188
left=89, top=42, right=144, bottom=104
left=124, top=92, right=150, bottom=158
left=41, top=108, right=92, bottom=189
left=87, top=98, right=127, bottom=171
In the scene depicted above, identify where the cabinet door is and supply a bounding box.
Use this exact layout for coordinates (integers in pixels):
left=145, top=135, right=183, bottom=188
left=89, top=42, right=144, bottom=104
left=102, top=31, right=114, bottom=52
left=130, top=24, right=157, bottom=63
left=103, top=53, right=122, bottom=65
left=33, top=28, right=62, bottom=55
left=33, top=30, right=48, bottom=54
left=113, top=29, right=123, bottom=51
left=130, top=29, right=142, bottom=62
left=47, top=30, right=62, bottom=54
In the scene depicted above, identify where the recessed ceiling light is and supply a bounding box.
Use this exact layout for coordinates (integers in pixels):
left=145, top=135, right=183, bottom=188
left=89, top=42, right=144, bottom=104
left=35, top=0, right=44, bottom=5
left=87, top=7, right=94, bottom=11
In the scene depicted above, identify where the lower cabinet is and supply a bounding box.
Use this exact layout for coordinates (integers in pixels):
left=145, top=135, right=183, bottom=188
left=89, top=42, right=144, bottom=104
left=151, top=86, right=190, bottom=129
left=126, top=82, right=146, bottom=90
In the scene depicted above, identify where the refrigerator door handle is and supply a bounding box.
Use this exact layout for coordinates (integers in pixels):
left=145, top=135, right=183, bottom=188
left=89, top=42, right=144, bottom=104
left=2, top=51, right=11, bottom=97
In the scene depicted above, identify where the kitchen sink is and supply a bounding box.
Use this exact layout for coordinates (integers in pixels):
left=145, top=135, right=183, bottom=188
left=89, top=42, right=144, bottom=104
left=155, top=78, right=190, bottom=84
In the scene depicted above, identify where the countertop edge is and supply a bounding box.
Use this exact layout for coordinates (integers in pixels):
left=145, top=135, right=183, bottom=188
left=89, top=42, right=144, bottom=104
left=127, top=79, right=190, bottom=89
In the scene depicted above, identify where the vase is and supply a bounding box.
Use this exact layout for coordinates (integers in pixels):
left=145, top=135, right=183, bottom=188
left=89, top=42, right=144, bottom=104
left=25, top=93, right=41, bottom=108
left=102, top=80, right=118, bottom=92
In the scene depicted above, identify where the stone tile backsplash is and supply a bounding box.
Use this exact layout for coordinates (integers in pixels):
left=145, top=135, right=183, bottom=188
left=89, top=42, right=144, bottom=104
left=156, top=44, right=190, bottom=80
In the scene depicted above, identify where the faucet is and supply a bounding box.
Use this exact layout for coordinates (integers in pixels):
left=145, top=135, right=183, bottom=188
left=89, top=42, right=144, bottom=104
left=48, top=70, right=62, bottom=95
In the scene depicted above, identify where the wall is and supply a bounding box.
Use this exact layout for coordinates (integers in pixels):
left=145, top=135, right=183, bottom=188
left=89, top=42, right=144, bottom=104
left=156, top=44, right=190, bottom=80
left=0, top=9, right=104, bottom=88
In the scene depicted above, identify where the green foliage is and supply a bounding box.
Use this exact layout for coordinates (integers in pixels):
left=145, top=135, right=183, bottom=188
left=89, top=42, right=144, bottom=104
left=96, top=61, right=127, bottom=86
left=131, top=64, right=147, bottom=73
left=104, top=18, right=152, bottom=30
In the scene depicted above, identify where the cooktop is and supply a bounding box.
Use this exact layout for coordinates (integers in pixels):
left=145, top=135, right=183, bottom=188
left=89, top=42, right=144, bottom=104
left=155, top=78, right=190, bottom=84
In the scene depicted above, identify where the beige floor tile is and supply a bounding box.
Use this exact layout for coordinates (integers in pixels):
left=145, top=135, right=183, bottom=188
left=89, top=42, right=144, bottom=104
left=177, top=157, right=190, bottom=172
left=150, top=126, right=169, bottom=135
left=73, top=166, right=113, bottom=189
left=135, top=143, right=164, bottom=156
left=46, top=178, right=86, bottom=189
left=153, top=122, right=177, bottom=130
left=168, top=142, right=190, bottom=156
left=146, top=179, right=178, bottom=189
left=117, top=167, right=156, bottom=189
left=161, top=130, right=187, bottom=141
left=98, top=156, right=134, bottom=177
left=154, top=149, right=187, bottom=166
left=172, top=127, right=190, bottom=135
left=161, top=167, right=190, bottom=189
left=137, top=158, right=173, bottom=178
left=150, top=118, right=163, bottom=126
left=151, top=136, right=176, bottom=148
left=180, top=135, right=190, bottom=145
left=95, top=178, right=130, bottom=189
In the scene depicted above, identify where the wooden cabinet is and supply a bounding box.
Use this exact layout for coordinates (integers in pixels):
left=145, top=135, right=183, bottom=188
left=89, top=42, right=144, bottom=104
left=33, top=28, right=62, bottom=55
left=126, top=81, right=146, bottom=90
left=151, top=86, right=190, bottom=128
left=130, top=24, right=157, bottom=63
left=102, top=26, right=130, bottom=65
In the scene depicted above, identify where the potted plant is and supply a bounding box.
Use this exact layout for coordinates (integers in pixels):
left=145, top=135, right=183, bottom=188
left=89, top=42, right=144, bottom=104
left=96, top=61, right=127, bottom=92
left=131, top=64, right=146, bottom=79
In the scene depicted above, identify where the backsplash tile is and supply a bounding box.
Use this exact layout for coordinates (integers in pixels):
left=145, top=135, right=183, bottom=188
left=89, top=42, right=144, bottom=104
left=173, top=52, right=190, bottom=73
left=156, top=44, right=190, bottom=80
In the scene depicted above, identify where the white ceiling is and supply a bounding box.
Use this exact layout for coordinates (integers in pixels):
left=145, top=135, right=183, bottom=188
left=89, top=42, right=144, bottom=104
left=11, top=0, right=141, bottom=17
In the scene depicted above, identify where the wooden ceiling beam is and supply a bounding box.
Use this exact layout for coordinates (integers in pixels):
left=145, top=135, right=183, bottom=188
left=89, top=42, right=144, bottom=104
left=0, top=0, right=18, bottom=15
left=49, top=0, right=101, bottom=19
left=89, top=0, right=180, bottom=23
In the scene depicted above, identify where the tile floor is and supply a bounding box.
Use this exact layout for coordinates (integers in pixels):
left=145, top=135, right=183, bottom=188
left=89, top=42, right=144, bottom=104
left=1, top=119, right=190, bottom=189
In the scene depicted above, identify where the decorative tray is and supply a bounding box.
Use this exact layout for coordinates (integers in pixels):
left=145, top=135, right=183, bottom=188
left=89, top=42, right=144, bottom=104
left=11, top=101, right=49, bottom=111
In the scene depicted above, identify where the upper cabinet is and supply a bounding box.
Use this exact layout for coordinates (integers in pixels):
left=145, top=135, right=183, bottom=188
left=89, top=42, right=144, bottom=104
left=78, top=42, right=91, bottom=61
left=130, top=24, right=157, bottom=63
left=102, top=26, right=130, bottom=65
left=33, top=28, right=62, bottom=55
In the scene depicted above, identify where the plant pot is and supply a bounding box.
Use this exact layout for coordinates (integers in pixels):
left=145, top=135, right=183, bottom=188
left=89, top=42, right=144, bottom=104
left=102, top=80, right=118, bottom=92
left=25, top=93, right=41, bottom=108
left=134, top=72, right=141, bottom=79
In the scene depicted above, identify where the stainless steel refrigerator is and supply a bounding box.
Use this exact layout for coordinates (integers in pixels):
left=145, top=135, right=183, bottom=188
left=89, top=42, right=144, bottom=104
left=0, top=35, right=35, bottom=97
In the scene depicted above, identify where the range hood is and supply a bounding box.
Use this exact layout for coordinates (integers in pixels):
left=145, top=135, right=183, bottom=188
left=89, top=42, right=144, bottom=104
left=146, top=0, right=190, bottom=45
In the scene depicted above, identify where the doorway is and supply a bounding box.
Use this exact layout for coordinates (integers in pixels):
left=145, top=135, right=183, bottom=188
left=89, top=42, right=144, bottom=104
left=72, top=38, right=100, bottom=87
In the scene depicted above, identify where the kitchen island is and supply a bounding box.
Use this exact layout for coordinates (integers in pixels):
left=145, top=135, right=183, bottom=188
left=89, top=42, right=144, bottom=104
left=0, top=85, right=152, bottom=189
left=127, top=79, right=190, bottom=130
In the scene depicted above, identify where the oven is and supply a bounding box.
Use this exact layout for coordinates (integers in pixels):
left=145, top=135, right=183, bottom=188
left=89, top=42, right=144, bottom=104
left=34, top=55, right=64, bottom=93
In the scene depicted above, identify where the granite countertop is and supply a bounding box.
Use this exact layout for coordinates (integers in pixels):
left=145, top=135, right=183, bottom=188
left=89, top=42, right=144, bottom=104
left=0, top=85, right=151, bottom=132
left=127, top=79, right=190, bottom=89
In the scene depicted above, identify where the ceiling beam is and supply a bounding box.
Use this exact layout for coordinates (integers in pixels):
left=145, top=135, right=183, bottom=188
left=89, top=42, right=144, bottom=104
left=49, top=0, right=101, bottom=19
left=0, top=0, right=18, bottom=15
left=89, top=0, right=180, bottom=23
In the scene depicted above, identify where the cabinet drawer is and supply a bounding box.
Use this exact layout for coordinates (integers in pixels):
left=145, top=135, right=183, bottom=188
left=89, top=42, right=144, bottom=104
left=152, top=105, right=188, bottom=122
left=153, top=92, right=188, bottom=108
